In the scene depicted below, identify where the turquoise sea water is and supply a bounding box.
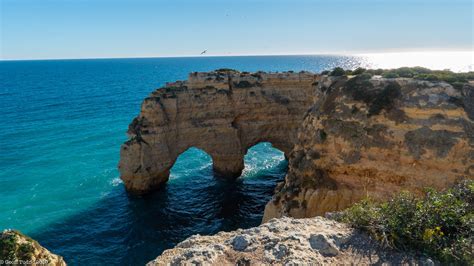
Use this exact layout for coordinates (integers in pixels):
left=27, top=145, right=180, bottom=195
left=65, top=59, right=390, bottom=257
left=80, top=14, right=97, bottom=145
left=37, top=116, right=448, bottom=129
left=1, top=55, right=471, bottom=265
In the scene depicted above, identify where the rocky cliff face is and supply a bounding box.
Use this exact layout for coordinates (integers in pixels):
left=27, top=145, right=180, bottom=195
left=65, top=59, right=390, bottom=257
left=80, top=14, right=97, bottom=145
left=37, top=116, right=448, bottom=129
left=148, top=216, right=431, bottom=265
left=119, top=70, right=472, bottom=217
left=263, top=75, right=473, bottom=221
left=119, top=70, right=318, bottom=194
left=0, top=230, right=66, bottom=266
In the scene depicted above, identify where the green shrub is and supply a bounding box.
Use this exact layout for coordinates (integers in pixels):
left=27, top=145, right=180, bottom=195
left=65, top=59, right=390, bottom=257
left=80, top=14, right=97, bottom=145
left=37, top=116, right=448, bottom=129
left=17, top=243, right=34, bottom=260
left=394, top=67, right=415, bottom=78
left=366, top=68, right=384, bottom=75
left=352, top=67, right=366, bottom=75
left=323, top=67, right=473, bottom=90
left=215, top=68, right=238, bottom=72
left=358, top=72, right=373, bottom=80
left=0, top=230, right=37, bottom=262
left=330, top=67, right=345, bottom=76
left=337, top=180, right=474, bottom=264
left=0, top=232, right=17, bottom=261
left=382, top=72, right=399, bottom=78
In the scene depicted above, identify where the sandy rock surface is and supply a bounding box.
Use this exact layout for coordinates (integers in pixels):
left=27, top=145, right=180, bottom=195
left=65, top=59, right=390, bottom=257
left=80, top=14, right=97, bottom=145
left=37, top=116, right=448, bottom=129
left=148, top=216, right=432, bottom=265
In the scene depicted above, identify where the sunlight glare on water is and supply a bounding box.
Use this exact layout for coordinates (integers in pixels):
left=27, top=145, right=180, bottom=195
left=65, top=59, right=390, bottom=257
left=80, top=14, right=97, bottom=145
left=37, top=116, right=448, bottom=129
left=359, top=51, right=473, bottom=72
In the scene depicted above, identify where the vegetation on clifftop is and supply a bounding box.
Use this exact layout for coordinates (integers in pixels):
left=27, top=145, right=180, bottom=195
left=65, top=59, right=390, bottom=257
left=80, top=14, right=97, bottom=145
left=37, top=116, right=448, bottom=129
left=326, top=67, right=474, bottom=90
left=337, top=180, right=474, bottom=264
left=0, top=230, right=36, bottom=261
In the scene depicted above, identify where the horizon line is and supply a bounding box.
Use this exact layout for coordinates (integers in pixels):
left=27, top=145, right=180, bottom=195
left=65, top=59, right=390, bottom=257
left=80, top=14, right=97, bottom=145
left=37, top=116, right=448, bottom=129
left=1, top=49, right=472, bottom=62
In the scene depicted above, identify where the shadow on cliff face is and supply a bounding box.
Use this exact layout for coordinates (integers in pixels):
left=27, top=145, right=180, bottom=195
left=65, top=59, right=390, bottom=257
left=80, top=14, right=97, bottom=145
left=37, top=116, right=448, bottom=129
left=30, top=145, right=287, bottom=265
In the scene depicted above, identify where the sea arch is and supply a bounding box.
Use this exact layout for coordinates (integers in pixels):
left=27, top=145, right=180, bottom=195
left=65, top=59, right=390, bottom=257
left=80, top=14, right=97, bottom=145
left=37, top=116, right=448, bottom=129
left=241, top=142, right=287, bottom=178
left=119, top=70, right=319, bottom=194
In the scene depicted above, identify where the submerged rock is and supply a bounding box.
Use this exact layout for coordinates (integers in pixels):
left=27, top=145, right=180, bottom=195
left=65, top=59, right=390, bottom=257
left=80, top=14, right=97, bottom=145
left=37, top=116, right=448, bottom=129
left=147, top=216, right=430, bottom=265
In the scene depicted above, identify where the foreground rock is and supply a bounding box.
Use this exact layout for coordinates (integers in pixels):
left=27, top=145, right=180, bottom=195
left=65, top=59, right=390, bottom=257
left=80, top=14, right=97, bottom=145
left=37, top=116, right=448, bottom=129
left=0, top=229, right=66, bottom=265
left=148, top=216, right=430, bottom=265
left=263, top=75, right=473, bottom=221
left=119, top=70, right=317, bottom=194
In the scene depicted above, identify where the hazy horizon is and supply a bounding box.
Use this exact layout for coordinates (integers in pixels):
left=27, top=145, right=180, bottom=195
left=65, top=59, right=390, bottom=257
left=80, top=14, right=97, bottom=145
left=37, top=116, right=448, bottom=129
left=1, top=0, right=472, bottom=60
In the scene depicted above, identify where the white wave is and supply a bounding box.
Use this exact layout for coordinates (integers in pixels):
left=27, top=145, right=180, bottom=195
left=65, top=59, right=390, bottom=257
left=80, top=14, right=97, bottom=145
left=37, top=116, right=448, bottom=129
left=110, top=177, right=123, bottom=187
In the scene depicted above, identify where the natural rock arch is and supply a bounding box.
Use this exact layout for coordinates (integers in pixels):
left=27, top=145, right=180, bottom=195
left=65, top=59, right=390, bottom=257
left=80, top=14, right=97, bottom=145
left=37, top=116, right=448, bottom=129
left=119, top=70, right=319, bottom=194
left=169, top=146, right=213, bottom=174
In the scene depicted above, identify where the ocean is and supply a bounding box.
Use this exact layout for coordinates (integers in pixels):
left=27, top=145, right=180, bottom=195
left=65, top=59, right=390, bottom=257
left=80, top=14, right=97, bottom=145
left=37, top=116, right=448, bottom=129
left=0, top=54, right=472, bottom=265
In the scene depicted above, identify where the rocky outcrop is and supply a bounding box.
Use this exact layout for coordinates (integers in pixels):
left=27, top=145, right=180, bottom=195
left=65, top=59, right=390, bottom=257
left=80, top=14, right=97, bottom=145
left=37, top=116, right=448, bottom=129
left=119, top=70, right=318, bottom=194
left=120, top=70, right=472, bottom=216
left=148, top=216, right=432, bottom=265
left=0, top=229, right=66, bottom=265
left=263, top=75, right=473, bottom=221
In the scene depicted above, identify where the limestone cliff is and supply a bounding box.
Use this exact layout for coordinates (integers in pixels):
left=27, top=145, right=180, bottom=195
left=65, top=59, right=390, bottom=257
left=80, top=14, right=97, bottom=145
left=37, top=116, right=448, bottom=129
left=263, top=75, right=473, bottom=221
left=148, top=216, right=432, bottom=265
left=119, top=69, right=472, bottom=219
left=0, top=229, right=66, bottom=265
left=119, top=70, right=318, bottom=194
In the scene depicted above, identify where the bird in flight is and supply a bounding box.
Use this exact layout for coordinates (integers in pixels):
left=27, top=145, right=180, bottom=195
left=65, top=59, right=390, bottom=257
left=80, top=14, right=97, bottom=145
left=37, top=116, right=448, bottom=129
left=200, top=50, right=207, bottom=55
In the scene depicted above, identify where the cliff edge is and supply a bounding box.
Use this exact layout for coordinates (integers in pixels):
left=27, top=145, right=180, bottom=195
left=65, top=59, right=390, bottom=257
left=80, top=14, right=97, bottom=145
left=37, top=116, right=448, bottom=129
left=148, top=216, right=432, bottom=265
left=0, top=229, right=66, bottom=266
left=263, top=74, right=473, bottom=221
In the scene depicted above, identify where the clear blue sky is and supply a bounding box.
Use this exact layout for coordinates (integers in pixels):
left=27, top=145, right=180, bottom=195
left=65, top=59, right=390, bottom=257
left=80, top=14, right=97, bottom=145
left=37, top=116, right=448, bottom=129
left=1, top=0, right=472, bottom=60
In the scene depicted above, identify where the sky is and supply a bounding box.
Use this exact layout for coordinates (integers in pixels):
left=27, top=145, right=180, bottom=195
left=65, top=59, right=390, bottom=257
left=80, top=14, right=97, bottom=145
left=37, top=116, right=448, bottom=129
left=0, top=0, right=472, bottom=60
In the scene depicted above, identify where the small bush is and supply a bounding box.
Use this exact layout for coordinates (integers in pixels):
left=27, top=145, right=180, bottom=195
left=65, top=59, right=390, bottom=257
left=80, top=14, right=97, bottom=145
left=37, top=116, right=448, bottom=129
left=352, top=67, right=366, bottom=75
left=0, top=233, right=17, bottom=261
left=330, top=67, right=345, bottom=76
left=393, top=67, right=415, bottom=78
left=358, top=72, right=373, bottom=80
left=366, top=68, right=384, bottom=75
left=0, top=230, right=37, bottom=262
left=337, top=180, right=474, bottom=264
left=215, top=68, right=238, bottom=73
left=17, top=243, right=34, bottom=260
left=382, top=72, right=399, bottom=78
left=325, top=67, right=473, bottom=90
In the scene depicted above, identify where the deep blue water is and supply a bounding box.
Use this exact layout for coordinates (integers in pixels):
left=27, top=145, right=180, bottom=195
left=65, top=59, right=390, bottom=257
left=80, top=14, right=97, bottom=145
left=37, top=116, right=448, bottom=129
left=0, top=55, right=381, bottom=265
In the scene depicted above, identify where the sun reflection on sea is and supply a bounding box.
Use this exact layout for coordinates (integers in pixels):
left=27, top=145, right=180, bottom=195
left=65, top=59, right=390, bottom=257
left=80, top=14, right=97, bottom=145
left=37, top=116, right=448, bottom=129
left=356, top=51, right=473, bottom=72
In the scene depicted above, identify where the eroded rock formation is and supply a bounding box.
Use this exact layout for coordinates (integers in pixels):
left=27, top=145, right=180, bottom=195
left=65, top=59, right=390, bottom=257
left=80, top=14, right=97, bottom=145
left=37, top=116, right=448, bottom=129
left=148, top=216, right=431, bottom=265
left=119, top=70, right=318, bottom=194
left=119, top=70, right=472, bottom=219
left=263, top=75, right=473, bottom=221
